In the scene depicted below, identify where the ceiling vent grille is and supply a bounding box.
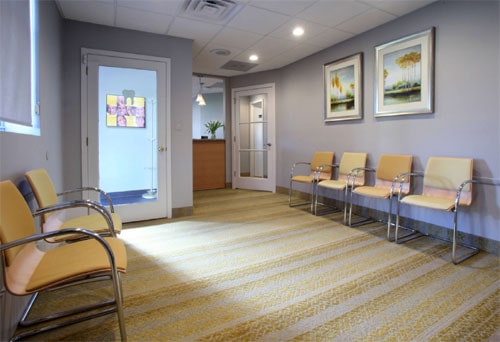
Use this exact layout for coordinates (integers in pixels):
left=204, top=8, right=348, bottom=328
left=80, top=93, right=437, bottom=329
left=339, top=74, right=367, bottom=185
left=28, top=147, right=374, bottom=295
left=182, top=0, right=242, bottom=23
left=220, top=60, right=258, bottom=72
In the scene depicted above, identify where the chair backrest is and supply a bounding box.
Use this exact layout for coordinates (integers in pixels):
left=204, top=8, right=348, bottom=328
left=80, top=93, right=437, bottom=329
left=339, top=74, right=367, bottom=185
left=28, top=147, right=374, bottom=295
left=338, top=152, right=368, bottom=185
left=25, top=169, right=59, bottom=222
left=374, top=154, right=413, bottom=193
left=0, top=181, right=36, bottom=267
left=311, top=151, right=335, bottom=180
left=423, top=157, right=473, bottom=206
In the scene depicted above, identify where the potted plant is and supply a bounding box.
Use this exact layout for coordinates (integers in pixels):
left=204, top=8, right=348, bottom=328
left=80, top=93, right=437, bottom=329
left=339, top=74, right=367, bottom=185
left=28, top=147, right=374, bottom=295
left=205, top=120, right=224, bottom=139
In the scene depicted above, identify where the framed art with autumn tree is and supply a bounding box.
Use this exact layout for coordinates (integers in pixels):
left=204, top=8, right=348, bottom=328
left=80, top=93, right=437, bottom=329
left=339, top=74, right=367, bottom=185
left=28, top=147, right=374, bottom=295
left=375, top=27, right=435, bottom=117
left=324, top=53, right=363, bottom=122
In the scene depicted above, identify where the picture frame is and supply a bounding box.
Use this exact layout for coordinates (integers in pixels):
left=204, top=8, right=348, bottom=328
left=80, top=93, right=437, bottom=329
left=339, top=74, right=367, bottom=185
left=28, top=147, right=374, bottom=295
left=106, top=94, right=146, bottom=128
left=375, top=27, right=435, bottom=117
left=323, top=53, right=363, bottom=122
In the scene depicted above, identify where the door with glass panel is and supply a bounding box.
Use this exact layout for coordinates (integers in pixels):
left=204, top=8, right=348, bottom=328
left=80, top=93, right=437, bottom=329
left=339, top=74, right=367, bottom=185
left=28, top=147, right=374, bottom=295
left=232, top=84, right=275, bottom=192
left=82, top=49, right=171, bottom=222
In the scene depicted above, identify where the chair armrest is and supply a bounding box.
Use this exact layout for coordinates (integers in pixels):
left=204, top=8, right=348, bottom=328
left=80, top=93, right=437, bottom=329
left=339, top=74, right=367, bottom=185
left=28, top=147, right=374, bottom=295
left=290, top=162, right=311, bottom=178
left=58, top=187, right=114, bottom=213
left=349, top=167, right=375, bottom=187
left=455, top=177, right=500, bottom=207
left=314, top=163, right=339, bottom=181
left=396, top=171, right=424, bottom=199
left=0, top=227, right=118, bottom=273
left=398, top=171, right=424, bottom=183
left=33, top=199, right=116, bottom=237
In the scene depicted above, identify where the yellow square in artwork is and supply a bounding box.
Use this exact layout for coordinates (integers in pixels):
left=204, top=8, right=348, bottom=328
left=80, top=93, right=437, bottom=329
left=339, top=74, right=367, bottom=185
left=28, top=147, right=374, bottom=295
left=126, top=115, right=136, bottom=127
left=107, top=114, right=117, bottom=126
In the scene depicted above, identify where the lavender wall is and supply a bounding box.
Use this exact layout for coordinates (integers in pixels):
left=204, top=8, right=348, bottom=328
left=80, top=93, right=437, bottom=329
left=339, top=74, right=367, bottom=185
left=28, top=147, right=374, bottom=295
left=231, top=1, right=500, bottom=243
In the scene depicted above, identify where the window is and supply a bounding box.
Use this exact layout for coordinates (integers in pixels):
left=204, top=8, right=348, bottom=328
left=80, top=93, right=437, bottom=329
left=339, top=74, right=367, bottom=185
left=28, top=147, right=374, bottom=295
left=0, top=0, right=39, bottom=136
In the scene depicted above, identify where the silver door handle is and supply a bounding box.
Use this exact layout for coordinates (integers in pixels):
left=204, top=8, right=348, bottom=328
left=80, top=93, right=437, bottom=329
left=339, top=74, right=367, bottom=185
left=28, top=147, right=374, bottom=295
left=158, top=146, right=166, bottom=152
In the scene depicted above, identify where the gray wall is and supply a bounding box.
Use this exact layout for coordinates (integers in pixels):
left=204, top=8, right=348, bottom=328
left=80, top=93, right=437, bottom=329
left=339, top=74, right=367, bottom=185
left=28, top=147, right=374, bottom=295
left=62, top=20, right=193, bottom=210
left=0, top=1, right=64, bottom=339
left=231, top=1, right=499, bottom=243
left=0, top=0, right=64, bottom=186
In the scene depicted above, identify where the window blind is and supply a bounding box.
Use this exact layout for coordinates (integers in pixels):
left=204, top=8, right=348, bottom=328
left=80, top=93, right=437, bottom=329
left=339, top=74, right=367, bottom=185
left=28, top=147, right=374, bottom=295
left=0, top=0, right=32, bottom=126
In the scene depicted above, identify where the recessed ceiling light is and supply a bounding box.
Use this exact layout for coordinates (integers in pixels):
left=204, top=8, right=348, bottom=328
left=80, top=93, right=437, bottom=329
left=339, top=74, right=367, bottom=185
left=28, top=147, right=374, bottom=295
left=293, top=26, right=304, bottom=37
left=249, top=54, right=258, bottom=62
left=210, top=48, right=231, bottom=56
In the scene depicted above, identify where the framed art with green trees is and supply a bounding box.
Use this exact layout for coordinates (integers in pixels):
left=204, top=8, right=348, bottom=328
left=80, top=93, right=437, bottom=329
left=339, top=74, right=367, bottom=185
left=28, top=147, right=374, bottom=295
left=323, top=53, right=363, bottom=122
left=375, top=27, right=435, bottom=117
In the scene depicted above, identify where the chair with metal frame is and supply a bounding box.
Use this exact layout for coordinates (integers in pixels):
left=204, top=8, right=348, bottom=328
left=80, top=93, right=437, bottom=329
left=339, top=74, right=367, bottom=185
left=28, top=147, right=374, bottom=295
left=25, top=168, right=121, bottom=241
left=0, top=180, right=127, bottom=341
left=347, top=154, right=417, bottom=241
left=394, top=157, right=496, bottom=264
left=288, top=151, right=334, bottom=211
left=313, top=152, right=367, bottom=221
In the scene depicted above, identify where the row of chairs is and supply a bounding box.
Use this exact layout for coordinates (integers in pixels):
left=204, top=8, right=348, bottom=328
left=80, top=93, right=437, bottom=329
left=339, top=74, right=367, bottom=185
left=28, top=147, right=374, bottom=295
left=289, top=152, right=499, bottom=264
left=0, top=169, right=127, bottom=341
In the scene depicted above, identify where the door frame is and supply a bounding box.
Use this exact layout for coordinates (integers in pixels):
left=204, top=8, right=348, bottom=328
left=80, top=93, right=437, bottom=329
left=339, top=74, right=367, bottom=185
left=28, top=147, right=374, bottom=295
left=231, top=83, right=276, bottom=192
left=81, top=48, right=172, bottom=219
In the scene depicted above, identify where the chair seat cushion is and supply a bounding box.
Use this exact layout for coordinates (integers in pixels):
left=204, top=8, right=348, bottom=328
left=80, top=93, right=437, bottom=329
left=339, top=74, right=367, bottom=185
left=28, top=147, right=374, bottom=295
left=6, top=237, right=127, bottom=294
left=353, top=186, right=391, bottom=199
left=48, top=213, right=122, bottom=241
left=291, top=175, right=315, bottom=183
left=401, top=195, right=455, bottom=211
left=317, top=179, right=346, bottom=191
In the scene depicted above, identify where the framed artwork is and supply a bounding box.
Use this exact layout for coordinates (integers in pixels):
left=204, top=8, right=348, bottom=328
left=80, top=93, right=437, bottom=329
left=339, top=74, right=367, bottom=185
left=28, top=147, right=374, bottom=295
left=106, top=94, right=146, bottom=128
left=375, top=27, right=435, bottom=117
left=323, top=53, right=363, bottom=122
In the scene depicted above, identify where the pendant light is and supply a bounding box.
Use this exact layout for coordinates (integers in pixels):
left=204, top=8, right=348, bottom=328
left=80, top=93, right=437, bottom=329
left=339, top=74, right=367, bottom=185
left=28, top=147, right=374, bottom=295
left=196, top=77, right=206, bottom=106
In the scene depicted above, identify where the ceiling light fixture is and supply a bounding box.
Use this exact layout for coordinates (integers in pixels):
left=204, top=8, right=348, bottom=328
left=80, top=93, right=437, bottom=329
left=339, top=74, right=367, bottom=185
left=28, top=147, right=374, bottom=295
left=210, top=48, right=231, bottom=56
left=249, top=54, right=258, bottom=62
left=196, top=77, right=206, bottom=106
left=293, top=26, right=304, bottom=37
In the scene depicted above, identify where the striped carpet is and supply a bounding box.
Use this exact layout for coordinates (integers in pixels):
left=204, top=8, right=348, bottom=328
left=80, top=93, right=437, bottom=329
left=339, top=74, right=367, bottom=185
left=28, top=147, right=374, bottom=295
left=23, top=189, right=499, bottom=341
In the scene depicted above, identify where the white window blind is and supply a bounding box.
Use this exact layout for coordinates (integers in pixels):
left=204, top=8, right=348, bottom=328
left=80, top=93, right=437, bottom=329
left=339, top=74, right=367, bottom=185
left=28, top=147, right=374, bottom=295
left=0, top=0, right=32, bottom=126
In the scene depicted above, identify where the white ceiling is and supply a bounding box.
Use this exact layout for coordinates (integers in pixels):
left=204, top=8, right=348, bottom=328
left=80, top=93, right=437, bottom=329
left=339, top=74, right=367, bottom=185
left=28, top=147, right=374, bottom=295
left=55, top=0, right=436, bottom=77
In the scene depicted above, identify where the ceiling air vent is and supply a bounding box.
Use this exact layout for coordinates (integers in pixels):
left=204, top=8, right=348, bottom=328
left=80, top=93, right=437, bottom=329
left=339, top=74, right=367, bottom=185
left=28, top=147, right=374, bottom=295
left=182, top=0, right=242, bottom=23
left=220, top=60, right=258, bottom=72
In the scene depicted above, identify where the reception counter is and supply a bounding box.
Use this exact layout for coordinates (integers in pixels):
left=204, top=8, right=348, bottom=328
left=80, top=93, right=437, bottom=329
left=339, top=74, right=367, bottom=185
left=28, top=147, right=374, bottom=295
left=193, top=139, right=226, bottom=190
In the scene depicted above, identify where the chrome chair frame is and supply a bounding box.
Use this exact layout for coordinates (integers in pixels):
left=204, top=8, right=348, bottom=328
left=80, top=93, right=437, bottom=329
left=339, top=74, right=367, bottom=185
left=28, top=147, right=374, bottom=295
left=33, top=198, right=117, bottom=237
left=396, top=176, right=500, bottom=264
left=1, top=225, right=126, bottom=341
left=312, top=163, right=339, bottom=215
left=288, top=162, right=323, bottom=211
left=25, top=169, right=120, bottom=239
left=57, top=186, right=115, bottom=213
left=348, top=168, right=421, bottom=241
left=313, top=165, right=357, bottom=224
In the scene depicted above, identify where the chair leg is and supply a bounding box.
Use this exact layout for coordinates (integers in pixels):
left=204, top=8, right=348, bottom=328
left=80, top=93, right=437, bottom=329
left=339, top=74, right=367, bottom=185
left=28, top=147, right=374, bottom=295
left=452, top=207, right=479, bottom=264
left=11, top=273, right=127, bottom=342
left=112, top=269, right=127, bottom=341
left=343, top=186, right=349, bottom=225
left=313, top=183, right=319, bottom=215
left=309, top=181, right=315, bottom=212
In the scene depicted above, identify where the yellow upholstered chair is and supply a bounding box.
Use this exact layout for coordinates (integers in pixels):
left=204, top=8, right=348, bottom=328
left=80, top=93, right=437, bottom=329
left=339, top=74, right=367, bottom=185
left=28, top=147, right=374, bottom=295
left=313, top=152, right=367, bottom=221
left=348, top=154, right=414, bottom=240
left=394, top=157, right=487, bottom=264
left=0, top=180, right=127, bottom=341
left=25, top=168, right=121, bottom=241
left=288, top=151, right=334, bottom=211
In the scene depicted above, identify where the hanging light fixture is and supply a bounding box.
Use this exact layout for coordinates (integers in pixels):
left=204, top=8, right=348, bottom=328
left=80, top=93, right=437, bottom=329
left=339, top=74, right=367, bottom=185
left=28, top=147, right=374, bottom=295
left=196, top=76, right=206, bottom=106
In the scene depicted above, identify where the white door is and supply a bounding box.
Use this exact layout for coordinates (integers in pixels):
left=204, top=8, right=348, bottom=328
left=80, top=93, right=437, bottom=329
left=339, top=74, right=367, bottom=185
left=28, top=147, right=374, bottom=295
left=232, top=84, right=275, bottom=192
left=82, top=49, right=171, bottom=222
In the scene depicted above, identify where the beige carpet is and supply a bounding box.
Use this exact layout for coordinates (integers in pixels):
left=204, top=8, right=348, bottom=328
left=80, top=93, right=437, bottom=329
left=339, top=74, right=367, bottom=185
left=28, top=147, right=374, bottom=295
left=23, top=189, right=499, bottom=341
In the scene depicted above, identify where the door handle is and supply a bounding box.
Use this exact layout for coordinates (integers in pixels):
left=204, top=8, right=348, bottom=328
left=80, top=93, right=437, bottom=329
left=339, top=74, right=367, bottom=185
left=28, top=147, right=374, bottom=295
left=158, top=146, right=166, bottom=152
left=266, top=143, right=272, bottom=147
